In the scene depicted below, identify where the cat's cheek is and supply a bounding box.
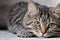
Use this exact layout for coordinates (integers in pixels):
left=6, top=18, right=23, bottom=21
left=43, top=35, right=51, bottom=37
left=43, top=33, right=53, bottom=37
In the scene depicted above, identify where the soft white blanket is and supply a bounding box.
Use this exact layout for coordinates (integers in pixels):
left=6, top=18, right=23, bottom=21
left=0, top=30, right=60, bottom=40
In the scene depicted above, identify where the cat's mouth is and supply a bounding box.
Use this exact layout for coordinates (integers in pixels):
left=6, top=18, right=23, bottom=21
left=36, top=32, right=59, bottom=38
left=35, top=31, right=55, bottom=38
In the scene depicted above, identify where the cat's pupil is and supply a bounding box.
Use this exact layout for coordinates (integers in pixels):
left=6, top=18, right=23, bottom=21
left=36, top=21, right=39, bottom=24
left=37, top=22, right=39, bottom=24
left=50, top=24, right=52, bottom=26
left=51, top=24, right=52, bottom=26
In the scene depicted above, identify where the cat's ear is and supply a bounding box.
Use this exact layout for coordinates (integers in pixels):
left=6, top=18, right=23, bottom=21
left=51, top=3, right=60, bottom=18
left=52, top=3, right=60, bottom=13
left=28, top=0, right=40, bottom=17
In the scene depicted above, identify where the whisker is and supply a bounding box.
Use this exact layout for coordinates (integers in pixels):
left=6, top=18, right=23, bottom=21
left=54, top=30, right=60, bottom=32
left=54, top=32, right=60, bottom=33
left=48, top=31, right=60, bottom=34
left=54, top=29, right=60, bottom=32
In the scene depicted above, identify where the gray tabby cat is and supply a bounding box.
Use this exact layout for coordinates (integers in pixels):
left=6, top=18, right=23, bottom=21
left=8, top=0, right=60, bottom=38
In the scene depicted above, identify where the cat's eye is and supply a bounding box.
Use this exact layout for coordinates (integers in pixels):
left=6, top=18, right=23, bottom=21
left=48, top=23, right=56, bottom=28
left=34, top=21, right=40, bottom=26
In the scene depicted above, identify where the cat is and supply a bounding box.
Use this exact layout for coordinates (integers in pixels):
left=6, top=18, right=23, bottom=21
left=7, top=0, right=60, bottom=38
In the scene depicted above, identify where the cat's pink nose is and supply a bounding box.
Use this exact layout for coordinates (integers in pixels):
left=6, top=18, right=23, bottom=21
left=42, top=30, right=45, bottom=34
left=42, top=31, right=46, bottom=34
left=41, top=26, right=46, bottom=34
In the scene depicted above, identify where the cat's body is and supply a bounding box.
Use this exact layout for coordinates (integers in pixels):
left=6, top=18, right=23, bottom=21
left=8, top=1, right=34, bottom=37
left=8, top=1, right=60, bottom=38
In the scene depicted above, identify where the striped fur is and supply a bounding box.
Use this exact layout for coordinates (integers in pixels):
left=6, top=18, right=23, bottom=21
left=8, top=1, right=60, bottom=38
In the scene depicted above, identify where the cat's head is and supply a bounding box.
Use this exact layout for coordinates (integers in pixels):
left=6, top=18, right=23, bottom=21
left=23, top=1, right=60, bottom=37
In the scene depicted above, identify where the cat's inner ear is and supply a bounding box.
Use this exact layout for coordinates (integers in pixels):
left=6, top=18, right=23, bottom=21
left=28, top=1, right=41, bottom=17
left=51, top=3, right=60, bottom=18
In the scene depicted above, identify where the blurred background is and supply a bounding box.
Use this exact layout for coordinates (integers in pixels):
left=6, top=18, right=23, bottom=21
left=0, top=0, right=60, bottom=29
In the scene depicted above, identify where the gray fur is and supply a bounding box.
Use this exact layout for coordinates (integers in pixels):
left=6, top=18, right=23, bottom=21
left=8, top=1, right=60, bottom=38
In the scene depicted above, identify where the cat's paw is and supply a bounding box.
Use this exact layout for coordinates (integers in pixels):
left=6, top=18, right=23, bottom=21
left=17, top=29, right=33, bottom=37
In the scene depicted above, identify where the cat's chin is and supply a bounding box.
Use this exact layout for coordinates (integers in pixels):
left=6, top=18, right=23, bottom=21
left=38, top=35, right=53, bottom=38
left=37, top=33, right=54, bottom=38
left=42, top=34, right=53, bottom=38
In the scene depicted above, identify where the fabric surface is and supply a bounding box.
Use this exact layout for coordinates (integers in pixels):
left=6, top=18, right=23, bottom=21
left=0, top=30, right=60, bottom=40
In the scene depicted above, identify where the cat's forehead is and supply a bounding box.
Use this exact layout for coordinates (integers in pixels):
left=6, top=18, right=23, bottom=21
left=37, top=6, right=50, bottom=16
left=32, top=6, right=50, bottom=20
left=32, top=7, right=50, bottom=18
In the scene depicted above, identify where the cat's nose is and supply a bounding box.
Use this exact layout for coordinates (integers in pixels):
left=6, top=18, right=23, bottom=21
left=41, top=30, right=45, bottom=34
left=38, top=28, right=45, bottom=34
left=41, top=26, right=46, bottom=34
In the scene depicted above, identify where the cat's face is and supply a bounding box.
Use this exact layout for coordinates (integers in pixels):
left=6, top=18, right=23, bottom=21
left=24, top=1, right=60, bottom=37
